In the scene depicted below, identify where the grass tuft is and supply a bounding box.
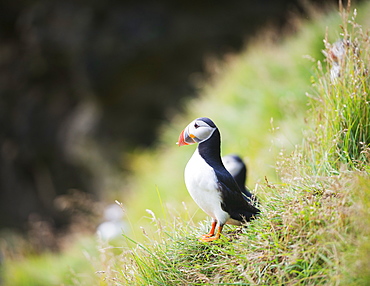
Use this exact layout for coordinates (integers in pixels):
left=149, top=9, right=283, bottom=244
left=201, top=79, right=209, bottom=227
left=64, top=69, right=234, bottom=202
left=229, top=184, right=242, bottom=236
left=306, top=3, right=370, bottom=173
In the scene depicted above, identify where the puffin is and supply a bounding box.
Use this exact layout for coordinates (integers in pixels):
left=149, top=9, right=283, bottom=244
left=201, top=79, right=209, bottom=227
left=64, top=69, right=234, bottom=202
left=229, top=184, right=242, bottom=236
left=177, top=117, right=260, bottom=241
left=222, top=154, right=258, bottom=206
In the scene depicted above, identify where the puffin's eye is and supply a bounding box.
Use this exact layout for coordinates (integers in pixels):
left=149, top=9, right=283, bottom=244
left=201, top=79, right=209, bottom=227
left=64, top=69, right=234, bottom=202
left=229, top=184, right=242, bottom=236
left=194, top=123, right=199, bottom=129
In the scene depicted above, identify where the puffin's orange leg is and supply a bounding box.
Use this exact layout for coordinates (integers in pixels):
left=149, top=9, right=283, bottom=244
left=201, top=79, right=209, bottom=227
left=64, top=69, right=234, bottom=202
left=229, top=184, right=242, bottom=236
left=201, top=221, right=217, bottom=238
left=199, top=225, right=223, bottom=242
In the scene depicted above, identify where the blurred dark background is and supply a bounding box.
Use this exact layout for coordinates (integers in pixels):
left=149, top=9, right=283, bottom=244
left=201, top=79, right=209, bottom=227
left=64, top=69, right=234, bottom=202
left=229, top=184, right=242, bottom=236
left=0, top=0, right=338, bottom=234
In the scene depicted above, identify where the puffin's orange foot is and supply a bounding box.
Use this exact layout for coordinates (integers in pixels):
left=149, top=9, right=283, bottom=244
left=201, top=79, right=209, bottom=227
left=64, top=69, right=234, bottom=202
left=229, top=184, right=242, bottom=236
left=201, top=221, right=217, bottom=238
left=201, top=233, right=214, bottom=238
left=198, top=224, right=223, bottom=242
left=199, top=234, right=220, bottom=242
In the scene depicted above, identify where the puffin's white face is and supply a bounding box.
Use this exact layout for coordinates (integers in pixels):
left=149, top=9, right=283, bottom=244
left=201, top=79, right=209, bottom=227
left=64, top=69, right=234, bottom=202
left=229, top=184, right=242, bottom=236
left=177, top=118, right=217, bottom=146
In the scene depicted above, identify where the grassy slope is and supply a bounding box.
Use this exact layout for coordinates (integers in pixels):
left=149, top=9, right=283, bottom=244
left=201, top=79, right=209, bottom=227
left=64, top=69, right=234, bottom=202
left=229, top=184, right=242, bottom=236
left=101, top=2, right=370, bottom=285
left=2, top=2, right=370, bottom=285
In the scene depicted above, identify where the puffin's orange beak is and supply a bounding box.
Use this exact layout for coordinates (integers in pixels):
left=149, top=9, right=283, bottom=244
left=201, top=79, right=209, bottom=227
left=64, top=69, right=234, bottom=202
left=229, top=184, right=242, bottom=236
left=177, top=129, right=196, bottom=146
left=177, top=129, right=188, bottom=146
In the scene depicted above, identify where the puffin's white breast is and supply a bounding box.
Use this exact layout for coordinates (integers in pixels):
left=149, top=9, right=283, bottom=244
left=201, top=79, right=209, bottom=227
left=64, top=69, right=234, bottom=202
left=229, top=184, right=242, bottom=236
left=184, top=148, right=229, bottom=223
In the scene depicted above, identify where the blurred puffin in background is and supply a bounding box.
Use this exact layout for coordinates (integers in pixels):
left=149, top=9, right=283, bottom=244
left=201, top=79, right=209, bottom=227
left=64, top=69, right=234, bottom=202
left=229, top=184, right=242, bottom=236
left=177, top=117, right=260, bottom=241
left=96, top=204, right=127, bottom=241
left=222, top=154, right=258, bottom=206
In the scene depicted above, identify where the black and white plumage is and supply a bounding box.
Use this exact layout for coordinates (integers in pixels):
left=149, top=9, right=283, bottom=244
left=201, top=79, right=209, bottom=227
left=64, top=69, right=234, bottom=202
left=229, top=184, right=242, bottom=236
left=222, top=154, right=258, bottom=205
left=177, top=117, right=260, bottom=241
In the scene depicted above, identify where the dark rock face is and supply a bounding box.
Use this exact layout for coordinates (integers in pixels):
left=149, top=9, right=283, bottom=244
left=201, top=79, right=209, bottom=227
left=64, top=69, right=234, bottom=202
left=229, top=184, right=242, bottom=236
left=0, top=0, right=336, bottom=230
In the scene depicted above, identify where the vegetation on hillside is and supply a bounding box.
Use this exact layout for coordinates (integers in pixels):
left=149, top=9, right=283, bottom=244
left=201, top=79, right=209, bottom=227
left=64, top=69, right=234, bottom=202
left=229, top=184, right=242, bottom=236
left=2, top=1, right=370, bottom=285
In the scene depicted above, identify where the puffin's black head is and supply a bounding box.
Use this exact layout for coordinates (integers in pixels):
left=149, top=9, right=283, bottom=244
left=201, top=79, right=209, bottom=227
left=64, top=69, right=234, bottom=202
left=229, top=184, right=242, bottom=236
left=197, top=117, right=216, bottom=128
left=177, top=117, right=217, bottom=146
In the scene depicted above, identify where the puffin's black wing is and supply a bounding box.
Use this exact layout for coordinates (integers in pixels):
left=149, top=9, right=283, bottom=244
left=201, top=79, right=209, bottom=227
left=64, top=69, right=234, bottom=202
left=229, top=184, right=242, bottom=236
left=241, top=186, right=259, bottom=206
left=215, top=170, right=260, bottom=222
left=240, top=186, right=254, bottom=201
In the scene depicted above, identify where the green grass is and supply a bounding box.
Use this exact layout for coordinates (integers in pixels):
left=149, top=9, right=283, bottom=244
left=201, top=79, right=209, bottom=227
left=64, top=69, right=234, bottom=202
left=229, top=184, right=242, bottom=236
left=1, top=237, right=99, bottom=286
left=96, top=172, right=367, bottom=285
left=304, top=5, right=370, bottom=174
left=2, top=1, right=370, bottom=285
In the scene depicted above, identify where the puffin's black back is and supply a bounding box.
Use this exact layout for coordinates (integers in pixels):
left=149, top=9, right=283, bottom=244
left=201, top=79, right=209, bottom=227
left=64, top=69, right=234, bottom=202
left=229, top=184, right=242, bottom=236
left=198, top=127, right=260, bottom=221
